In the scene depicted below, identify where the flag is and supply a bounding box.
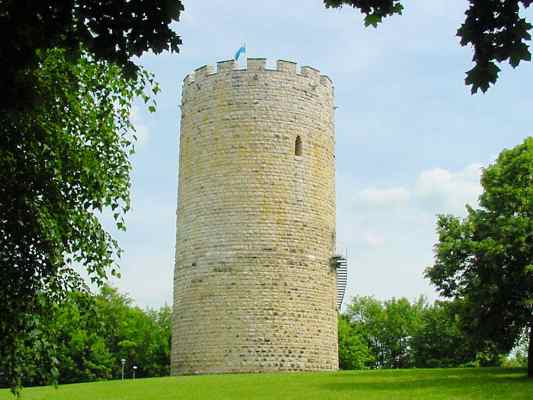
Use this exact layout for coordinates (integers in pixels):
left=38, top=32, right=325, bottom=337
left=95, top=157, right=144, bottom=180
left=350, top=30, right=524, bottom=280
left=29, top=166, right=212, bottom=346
left=234, top=44, right=246, bottom=61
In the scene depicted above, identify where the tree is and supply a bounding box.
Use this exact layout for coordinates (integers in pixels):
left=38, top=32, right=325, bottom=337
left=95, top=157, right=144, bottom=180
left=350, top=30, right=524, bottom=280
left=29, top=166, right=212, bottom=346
left=0, top=1, right=183, bottom=392
left=0, top=286, right=172, bottom=387
left=345, top=296, right=387, bottom=368
left=411, top=301, right=476, bottom=368
left=93, top=286, right=171, bottom=379
left=323, top=1, right=532, bottom=93
left=0, top=49, right=151, bottom=391
left=425, top=137, right=533, bottom=377
left=343, top=296, right=480, bottom=369
left=378, top=297, right=425, bottom=368
left=51, top=291, right=114, bottom=383
left=0, top=0, right=183, bottom=110
left=344, top=296, right=426, bottom=369
left=338, top=315, right=373, bottom=369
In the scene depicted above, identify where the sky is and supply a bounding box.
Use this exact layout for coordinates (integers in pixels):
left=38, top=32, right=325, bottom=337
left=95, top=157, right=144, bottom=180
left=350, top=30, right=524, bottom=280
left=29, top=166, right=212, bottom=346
left=104, top=0, right=533, bottom=310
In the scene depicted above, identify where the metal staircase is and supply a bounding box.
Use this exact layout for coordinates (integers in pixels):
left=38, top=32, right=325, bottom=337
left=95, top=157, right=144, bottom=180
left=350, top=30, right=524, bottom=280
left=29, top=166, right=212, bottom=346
left=332, top=255, right=347, bottom=310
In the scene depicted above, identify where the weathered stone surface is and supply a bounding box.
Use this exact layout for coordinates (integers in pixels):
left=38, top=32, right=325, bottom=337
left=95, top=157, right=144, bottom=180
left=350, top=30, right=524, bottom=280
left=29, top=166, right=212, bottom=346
left=172, top=58, right=337, bottom=374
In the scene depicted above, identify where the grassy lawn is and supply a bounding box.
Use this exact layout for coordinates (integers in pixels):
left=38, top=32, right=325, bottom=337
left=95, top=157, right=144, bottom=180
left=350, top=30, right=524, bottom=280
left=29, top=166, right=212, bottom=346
left=1, top=368, right=532, bottom=400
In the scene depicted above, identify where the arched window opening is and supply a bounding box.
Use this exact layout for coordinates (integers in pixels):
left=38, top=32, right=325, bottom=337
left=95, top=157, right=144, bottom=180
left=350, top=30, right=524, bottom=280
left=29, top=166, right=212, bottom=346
left=295, top=135, right=303, bottom=156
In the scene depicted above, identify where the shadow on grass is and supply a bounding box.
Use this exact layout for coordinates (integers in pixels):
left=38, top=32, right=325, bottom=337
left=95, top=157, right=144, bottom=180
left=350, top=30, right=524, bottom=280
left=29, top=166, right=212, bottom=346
left=320, top=369, right=531, bottom=393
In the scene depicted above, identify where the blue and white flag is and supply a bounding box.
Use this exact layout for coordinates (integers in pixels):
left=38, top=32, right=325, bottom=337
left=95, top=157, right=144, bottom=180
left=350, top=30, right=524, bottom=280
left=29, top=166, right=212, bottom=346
left=234, top=44, right=246, bottom=61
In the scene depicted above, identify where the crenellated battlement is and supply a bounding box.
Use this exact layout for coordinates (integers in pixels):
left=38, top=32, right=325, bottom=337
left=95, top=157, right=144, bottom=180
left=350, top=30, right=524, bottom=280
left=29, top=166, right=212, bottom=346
left=183, top=58, right=333, bottom=89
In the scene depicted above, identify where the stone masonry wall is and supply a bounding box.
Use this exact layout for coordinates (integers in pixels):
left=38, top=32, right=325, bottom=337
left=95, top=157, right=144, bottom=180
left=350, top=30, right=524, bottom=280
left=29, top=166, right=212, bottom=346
left=172, top=58, right=337, bottom=374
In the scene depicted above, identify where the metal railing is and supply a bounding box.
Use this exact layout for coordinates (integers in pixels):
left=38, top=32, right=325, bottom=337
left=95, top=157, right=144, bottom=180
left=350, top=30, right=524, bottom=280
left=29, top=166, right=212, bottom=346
left=331, top=255, right=348, bottom=310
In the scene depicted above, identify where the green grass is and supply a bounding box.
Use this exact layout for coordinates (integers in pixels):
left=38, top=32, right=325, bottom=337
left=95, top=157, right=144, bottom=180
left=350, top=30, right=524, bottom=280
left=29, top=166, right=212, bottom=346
left=1, top=368, right=532, bottom=400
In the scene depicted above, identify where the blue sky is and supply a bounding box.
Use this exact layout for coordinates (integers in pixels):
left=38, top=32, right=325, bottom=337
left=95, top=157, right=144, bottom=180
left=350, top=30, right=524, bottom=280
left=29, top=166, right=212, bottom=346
left=107, top=0, right=533, bottom=309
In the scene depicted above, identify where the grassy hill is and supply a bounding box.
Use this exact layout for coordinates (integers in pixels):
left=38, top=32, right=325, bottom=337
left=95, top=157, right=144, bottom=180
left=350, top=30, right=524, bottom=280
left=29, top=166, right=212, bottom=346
left=1, top=368, right=532, bottom=400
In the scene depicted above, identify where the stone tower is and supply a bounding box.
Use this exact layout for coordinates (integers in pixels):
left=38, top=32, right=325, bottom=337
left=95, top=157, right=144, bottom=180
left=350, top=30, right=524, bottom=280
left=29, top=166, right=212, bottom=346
left=172, top=58, right=337, bottom=374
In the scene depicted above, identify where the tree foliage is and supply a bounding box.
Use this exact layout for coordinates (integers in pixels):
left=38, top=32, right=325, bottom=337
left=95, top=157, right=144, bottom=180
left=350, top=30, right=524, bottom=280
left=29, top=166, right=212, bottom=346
left=425, top=137, right=533, bottom=376
left=0, top=286, right=172, bottom=388
left=345, top=296, right=426, bottom=369
left=323, top=0, right=533, bottom=93
left=338, top=315, right=373, bottom=369
left=0, top=47, right=157, bottom=392
left=411, top=301, right=477, bottom=368
left=94, top=287, right=172, bottom=379
left=0, top=1, right=182, bottom=392
left=0, top=0, right=183, bottom=109
left=343, top=296, right=411, bottom=368
left=340, top=296, right=478, bottom=370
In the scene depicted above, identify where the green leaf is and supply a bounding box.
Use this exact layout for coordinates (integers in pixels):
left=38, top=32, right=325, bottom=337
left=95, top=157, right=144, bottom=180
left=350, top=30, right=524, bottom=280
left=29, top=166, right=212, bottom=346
left=364, top=14, right=382, bottom=28
left=509, top=44, right=531, bottom=68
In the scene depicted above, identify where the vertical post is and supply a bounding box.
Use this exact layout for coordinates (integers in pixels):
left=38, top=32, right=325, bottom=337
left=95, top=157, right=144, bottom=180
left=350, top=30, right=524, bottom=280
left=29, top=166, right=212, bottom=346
left=527, top=322, right=533, bottom=379
left=121, top=359, right=126, bottom=381
left=133, top=365, right=138, bottom=380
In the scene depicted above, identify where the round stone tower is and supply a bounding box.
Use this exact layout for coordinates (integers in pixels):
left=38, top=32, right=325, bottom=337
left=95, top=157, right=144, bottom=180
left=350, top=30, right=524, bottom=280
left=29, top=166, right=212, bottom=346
left=172, top=58, right=337, bottom=374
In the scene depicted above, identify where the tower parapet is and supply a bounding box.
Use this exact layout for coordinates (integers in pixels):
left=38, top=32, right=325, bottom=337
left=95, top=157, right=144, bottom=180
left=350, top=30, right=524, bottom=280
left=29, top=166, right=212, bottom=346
left=182, top=58, right=334, bottom=90
left=172, top=58, right=337, bottom=374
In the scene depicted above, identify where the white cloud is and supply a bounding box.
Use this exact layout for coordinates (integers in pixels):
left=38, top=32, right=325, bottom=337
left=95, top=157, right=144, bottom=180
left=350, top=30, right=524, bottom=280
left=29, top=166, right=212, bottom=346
left=414, top=163, right=483, bottom=215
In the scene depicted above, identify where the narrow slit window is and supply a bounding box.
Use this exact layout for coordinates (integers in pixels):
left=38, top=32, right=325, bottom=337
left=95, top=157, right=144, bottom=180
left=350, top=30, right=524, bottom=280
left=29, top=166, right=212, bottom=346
left=295, top=135, right=303, bottom=156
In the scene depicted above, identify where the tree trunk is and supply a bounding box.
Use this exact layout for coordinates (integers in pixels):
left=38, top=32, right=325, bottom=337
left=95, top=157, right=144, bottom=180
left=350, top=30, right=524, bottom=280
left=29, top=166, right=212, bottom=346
left=527, top=323, right=533, bottom=379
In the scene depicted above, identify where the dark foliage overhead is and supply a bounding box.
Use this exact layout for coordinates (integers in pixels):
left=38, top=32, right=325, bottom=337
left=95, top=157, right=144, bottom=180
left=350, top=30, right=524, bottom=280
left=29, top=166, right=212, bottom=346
left=0, top=0, right=183, bottom=109
left=324, top=0, right=532, bottom=93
